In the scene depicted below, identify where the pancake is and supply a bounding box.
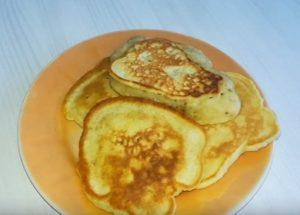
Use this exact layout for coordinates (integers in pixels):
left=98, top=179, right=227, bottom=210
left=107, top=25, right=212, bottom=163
left=110, top=37, right=241, bottom=125
left=226, top=72, right=280, bottom=152
left=79, top=97, right=206, bottom=215
left=64, top=58, right=118, bottom=126
left=246, top=108, right=279, bottom=151
left=198, top=72, right=279, bottom=188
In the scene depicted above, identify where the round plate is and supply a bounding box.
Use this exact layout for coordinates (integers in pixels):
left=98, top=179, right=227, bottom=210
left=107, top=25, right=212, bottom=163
left=19, top=30, right=272, bottom=215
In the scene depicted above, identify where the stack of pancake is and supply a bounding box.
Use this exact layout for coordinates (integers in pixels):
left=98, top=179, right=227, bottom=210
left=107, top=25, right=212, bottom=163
left=63, top=37, right=280, bottom=215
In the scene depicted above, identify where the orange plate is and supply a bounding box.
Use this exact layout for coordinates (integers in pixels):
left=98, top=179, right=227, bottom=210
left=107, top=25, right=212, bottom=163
left=19, top=30, right=272, bottom=215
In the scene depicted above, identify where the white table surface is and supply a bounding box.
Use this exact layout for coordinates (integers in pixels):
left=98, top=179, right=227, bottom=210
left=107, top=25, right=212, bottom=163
left=0, top=0, right=299, bottom=214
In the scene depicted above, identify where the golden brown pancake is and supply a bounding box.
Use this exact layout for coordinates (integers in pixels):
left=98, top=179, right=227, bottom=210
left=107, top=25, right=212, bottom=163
left=227, top=72, right=280, bottom=152
left=79, top=97, right=206, bottom=215
left=110, top=37, right=241, bottom=125
left=198, top=72, right=279, bottom=188
left=63, top=58, right=118, bottom=126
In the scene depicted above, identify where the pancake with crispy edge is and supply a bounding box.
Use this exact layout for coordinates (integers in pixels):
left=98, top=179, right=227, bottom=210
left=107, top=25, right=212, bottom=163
left=79, top=97, right=206, bottom=215
left=63, top=57, right=118, bottom=126
left=227, top=73, right=280, bottom=152
left=198, top=72, right=280, bottom=188
left=109, top=37, right=241, bottom=125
